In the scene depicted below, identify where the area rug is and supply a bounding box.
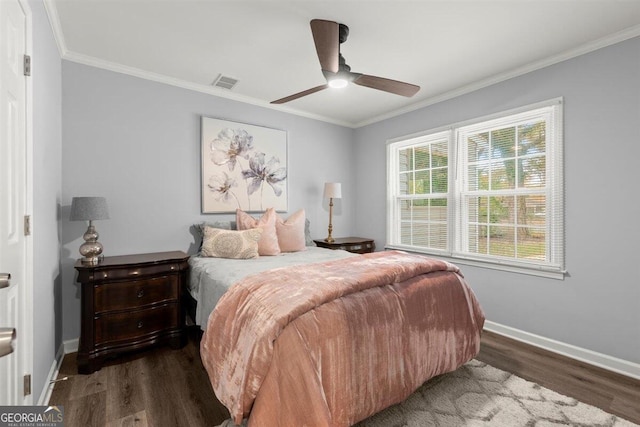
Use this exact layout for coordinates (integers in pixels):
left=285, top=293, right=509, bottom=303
left=217, top=359, right=638, bottom=427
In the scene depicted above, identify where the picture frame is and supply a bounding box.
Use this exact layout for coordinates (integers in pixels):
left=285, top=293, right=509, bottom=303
left=201, top=117, right=288, bottom=213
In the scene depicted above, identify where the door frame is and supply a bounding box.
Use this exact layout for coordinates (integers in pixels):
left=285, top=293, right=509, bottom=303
left=18, top=0, right=34, bottom=405
left=0, top=0, right=33, bottom=405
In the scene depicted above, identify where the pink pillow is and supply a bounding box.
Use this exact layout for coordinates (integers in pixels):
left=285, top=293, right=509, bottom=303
left=276, top=209, right=307, bottom=252
left=236, top=208, right=280, bottom=256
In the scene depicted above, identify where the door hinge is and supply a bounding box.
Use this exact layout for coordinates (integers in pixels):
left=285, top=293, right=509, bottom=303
left=23, top=55, right=31, bottom=76
left=24, top=215, right=31, bottom=236
left=24, top=374, right=31, bottom=397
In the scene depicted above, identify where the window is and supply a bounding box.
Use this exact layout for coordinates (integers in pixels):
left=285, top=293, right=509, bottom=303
left=387, top=99, right=564, bottom=277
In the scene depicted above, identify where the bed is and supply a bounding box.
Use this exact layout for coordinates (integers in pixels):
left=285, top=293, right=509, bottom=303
left=189, top=219, right=484, bottom=427
left=188, top=246, right=356, bottom=329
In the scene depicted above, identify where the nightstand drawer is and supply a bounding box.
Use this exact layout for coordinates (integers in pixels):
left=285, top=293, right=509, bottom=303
left=94, top=275, right=179, bottom=313
left=95, top=304, right=179, bottom=346
left=91, top=263, right=182, bottom=282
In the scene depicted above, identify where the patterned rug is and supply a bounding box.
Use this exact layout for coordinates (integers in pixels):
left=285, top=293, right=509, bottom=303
left=357, top=359, right=637, bottom=427
left=218, top=359, right=638, bottom=427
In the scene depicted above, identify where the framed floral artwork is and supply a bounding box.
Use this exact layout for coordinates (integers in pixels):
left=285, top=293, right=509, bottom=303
left=201, top=117, right=288, bottom=213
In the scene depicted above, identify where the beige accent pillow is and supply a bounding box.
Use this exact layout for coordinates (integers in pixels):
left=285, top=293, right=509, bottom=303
left=276, top=209, right=307, bottom=252
left=201, top=227, right=262, bottom=259
left=236, top=208, right=281, bottom=256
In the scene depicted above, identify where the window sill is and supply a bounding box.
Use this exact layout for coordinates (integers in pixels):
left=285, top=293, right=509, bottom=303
left=385, top=245, right=566, bottom=280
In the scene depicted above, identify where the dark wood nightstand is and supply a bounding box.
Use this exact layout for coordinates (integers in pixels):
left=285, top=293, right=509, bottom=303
left=313, top=237, right=375, bottom=254
left=75, top=251, right=189, bottom=374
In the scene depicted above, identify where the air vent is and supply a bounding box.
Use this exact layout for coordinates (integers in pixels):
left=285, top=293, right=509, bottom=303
left=212, top=74, right=238, bottom=90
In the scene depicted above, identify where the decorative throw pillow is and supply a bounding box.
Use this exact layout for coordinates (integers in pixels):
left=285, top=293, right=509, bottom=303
left=236, top=208, right=281, bottom=256
left=276, top=209, right=307, bottom=252
left=194, top=221, right=238, bottom=253
left=201, top=227, right=262, bottom=259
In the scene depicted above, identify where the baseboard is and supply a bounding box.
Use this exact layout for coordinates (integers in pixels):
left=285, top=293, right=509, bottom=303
left=484, top=320, right=640, bottom=380
left=40, top=338, right=79, bottom=404
left=63, top=338, right=79, bottom=355
left=38, top=343, right=65, bottom=405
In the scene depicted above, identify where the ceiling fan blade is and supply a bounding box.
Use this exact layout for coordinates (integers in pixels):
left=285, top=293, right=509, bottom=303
left=271, top=84, right=329, bottom=104
left=310, top=19, right=339, bottom=73
left=353, top=74, right=420, bottom=97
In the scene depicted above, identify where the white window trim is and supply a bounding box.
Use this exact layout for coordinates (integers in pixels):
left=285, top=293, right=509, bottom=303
left=387, top=98, right=565, bottom=279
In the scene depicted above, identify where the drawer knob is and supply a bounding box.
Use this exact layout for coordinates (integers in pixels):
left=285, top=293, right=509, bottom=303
left=137, top=321, right=143, bottom=329
left=137, top=289, right=144, bottom=298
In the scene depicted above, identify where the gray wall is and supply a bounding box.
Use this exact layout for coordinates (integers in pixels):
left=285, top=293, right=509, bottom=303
left=61, top=62, right=355, bottom=341
left=59, top=33, right=639, bottom=365
left=29, top=0, right=62, bottom=402
left=353, top=37, right=640, bottom=363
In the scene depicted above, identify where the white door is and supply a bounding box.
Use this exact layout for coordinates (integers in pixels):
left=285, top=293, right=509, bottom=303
left=0, top=0, right=29, bottom=405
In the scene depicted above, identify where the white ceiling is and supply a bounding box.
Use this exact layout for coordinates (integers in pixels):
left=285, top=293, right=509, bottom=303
left=46, top=1, right=640, bottom=127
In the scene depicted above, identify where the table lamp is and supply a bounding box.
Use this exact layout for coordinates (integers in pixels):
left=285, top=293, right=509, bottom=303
left=323, top=182, right=341, bottom=243
left=70, top=197, right=109, bottom=265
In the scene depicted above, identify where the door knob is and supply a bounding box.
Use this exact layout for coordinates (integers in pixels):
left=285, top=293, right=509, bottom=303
left=0, top=273, right=10, bottom=289
left=0, top=328, right=16, bottom=358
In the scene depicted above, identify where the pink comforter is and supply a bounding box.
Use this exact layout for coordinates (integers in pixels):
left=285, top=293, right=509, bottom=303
left=201, top=251, right=485, bottom=426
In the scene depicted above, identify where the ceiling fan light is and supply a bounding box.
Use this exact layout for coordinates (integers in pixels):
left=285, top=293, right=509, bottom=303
left=328, top=78, right=348, bottom=89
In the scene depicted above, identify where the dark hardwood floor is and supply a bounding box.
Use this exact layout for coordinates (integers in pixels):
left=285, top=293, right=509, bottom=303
left=49, top=328, right=640, bottom=426
left=476, top=330, right=640, bottom=424
left=50, top=328, right=229, bottom=427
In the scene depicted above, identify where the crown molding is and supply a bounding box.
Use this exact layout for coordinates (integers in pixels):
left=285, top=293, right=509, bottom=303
left=354, top=24, right=640, bottom=128
left=42, top=1, right=352, bottom=127
left=61, top=50, right=354, bottom=129
left=41, top=0, right=640, bottom=130
left=42, top=0, right=67, bottom=58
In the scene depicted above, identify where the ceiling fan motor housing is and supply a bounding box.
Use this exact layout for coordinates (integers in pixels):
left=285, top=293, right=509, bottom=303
left=338, top=54, right=351, bottom=73
left=339, top=23, right=349, bottom=44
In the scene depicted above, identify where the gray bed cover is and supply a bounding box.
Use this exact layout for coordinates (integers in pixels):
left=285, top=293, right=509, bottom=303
left=188, top=247, right=356, bottom=329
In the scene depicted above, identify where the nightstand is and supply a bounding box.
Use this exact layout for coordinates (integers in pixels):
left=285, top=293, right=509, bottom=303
left=75, top=251, right=189, bottom=374
left=313, top=237, right=375, bottom=254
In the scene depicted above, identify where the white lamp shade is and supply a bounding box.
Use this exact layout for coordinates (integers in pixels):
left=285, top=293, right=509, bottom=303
left=323, top=182, right=342, bottom=199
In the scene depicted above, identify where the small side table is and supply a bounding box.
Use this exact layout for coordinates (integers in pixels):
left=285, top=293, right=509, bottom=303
left=75, top=251, right=189, bottom=374
left=313, top=237, right=375, bottom=254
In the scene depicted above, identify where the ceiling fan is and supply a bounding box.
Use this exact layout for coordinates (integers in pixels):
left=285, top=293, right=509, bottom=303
left=271, top=19, right=420, bottom=104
